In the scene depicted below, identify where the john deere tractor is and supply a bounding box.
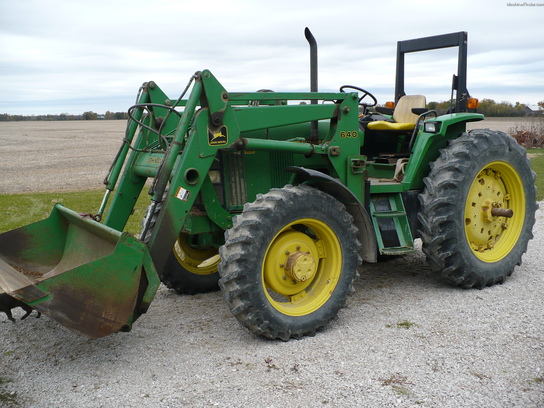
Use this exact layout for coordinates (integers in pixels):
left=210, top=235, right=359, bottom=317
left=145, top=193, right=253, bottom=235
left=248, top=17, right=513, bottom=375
left=0, top=30, right=536, bottom=340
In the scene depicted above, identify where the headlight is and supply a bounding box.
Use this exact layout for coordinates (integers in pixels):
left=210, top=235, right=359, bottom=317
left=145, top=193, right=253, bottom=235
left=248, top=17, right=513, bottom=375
left=424, top=122, right=441, bottom=133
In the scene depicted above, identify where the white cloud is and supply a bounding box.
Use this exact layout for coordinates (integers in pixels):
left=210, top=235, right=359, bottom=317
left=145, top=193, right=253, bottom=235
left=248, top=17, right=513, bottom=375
left=0, top=0, right=542, bottom=115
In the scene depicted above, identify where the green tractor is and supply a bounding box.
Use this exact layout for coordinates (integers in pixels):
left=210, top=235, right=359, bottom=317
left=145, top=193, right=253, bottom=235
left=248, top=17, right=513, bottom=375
left=0, top=31, right=536, bottom=340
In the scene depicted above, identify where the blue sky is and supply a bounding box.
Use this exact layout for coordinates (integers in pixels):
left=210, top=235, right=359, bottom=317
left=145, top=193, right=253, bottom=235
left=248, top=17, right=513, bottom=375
left=1, top=0, right=543, bottom=115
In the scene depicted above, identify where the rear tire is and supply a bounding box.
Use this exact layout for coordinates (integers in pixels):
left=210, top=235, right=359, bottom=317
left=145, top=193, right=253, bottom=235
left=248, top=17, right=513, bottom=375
left=218, top=185, right=361, bottom=340
left=418, top=129, right=537, bottom=288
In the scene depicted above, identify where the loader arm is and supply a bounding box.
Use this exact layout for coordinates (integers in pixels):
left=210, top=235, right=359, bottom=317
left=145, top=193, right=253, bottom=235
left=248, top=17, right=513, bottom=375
left=141, top=70, right=364, bottom=273
left=0, top=69, right=365, bottom=338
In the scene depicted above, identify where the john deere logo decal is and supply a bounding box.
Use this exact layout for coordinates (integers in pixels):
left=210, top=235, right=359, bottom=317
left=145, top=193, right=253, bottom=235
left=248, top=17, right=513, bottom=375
left=209, top=126, right=228, bottom=146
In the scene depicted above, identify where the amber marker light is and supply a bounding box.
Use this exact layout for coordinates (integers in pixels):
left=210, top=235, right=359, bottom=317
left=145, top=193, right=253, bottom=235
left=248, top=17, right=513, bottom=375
left=385, top=101, right=395, bottom=109
left=467, top=98, right=479, bottom=109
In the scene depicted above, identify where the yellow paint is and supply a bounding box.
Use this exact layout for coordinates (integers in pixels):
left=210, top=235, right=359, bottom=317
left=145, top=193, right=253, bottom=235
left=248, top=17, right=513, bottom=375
left=464, top=161, right=525, bottom=262
left=262, top=218, right=342, bottom=316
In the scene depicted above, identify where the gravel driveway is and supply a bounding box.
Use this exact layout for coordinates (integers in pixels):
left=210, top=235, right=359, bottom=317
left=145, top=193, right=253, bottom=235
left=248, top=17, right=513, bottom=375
left=0, top=120, right=542, bottom=407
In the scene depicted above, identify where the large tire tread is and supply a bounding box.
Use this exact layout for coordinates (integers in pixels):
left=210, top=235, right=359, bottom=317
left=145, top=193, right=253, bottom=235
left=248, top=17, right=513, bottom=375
left=418, top=129, right=537, bottom=288
left=219, top=185, right=361, bottom=340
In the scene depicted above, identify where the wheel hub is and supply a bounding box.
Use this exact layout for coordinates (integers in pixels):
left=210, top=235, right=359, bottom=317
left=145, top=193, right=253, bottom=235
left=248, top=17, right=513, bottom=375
left=464, top=162, right=524, bottom=262
left=284, top=251, right=317, bottom=282
left=263, top=230, right=319, bottom=295
left=465, top=169, right=510, bottom=252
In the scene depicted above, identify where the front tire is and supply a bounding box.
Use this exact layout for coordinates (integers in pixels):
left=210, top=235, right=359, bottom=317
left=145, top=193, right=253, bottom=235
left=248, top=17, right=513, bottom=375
left=161, top=234, right=220, bottom=295
left=218, top=185, right=362, bottom=340
left=143, top=200, right=220, bottom=295
left=418, top=129, right=537, bottom=288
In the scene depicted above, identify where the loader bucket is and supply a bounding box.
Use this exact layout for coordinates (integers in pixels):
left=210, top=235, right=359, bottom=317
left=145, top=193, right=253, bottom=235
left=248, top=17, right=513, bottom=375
left=0, top=204, right=160, bottom=338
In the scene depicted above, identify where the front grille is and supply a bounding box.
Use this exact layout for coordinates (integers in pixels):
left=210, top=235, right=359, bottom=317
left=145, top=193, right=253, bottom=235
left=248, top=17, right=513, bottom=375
left=223, top=151, right=247, bottom=207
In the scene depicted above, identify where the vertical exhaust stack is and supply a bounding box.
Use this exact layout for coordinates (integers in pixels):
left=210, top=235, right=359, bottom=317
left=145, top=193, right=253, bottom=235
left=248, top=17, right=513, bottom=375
left=304, top=27, right=319, bottom=142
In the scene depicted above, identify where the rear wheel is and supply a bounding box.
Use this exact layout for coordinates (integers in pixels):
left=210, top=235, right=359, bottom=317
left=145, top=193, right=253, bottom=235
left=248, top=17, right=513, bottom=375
left=218, top=185, right=361, bottom=340
left=418, top=129, right=537, bottom=288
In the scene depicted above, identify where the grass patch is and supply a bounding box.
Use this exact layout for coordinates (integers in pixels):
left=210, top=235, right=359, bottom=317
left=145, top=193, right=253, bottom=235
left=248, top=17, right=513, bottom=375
left=0, top=377, right=18, bottom=406
left=379, top=374, right=415, bottom=397
left=529, top=376, right=544, bottom=384
left=0, top=148, right=542, bottom=235
left=528, top=148, right=544, bottom=201
left=387, top=320, right=418, bottom=329
left=0, top=189, right=150, bottom=235
left=0, top=391, right=18, bottom=406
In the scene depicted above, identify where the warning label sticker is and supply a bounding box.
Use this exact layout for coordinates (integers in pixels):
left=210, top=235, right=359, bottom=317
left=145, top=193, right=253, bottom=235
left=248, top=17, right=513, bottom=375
left=175, top=187, right=190, bottom=202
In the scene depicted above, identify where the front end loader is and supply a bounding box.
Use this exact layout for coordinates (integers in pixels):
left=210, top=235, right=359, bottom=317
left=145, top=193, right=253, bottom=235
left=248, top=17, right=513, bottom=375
left=0, top=31, right=536, bottom=340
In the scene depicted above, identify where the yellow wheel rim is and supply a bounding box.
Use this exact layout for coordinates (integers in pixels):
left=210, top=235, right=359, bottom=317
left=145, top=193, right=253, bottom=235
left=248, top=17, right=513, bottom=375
left=464, top=161, right=525, bottom=262
left=262, top=218, right=342, bottom=316
left=173, top=234, right=219, bottom=276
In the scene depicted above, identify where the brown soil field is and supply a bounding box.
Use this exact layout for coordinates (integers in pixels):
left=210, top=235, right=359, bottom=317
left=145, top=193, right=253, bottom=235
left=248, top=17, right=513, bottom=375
left=0, top=120, right=125, bottom=194
left=0, top=117, right=532, bottom=194
left=465, top=116, right=531, bottom=134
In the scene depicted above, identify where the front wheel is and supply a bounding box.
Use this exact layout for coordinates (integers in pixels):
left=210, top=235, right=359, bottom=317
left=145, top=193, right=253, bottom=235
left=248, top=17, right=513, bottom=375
left=218, top=185, right=362, bottom=340
left=418, top=129, right=537, bottom=288
left=160, top=233, right=220, bottom=295
left=143, top=199, right=220, bottom=294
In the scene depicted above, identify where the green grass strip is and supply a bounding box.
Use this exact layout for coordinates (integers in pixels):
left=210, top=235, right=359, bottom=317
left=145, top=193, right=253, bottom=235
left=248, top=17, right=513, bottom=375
left=528, top=148, right=544, bottom=201
left=1, top=149, right=542, bottom=235
left=0, top=190, right=149, bottom=234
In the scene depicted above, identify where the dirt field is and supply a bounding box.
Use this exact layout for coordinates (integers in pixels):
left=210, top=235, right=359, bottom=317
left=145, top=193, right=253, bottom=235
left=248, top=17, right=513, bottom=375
left=0, top=120, right=124, bottom=194
left=0, top=117, right=530, bottom=194
left=465, top=117, right=526, bottom=134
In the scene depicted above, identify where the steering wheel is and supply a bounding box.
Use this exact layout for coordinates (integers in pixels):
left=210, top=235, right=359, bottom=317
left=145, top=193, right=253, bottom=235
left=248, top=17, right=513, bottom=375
left=339, top=85, right=378, bottom=109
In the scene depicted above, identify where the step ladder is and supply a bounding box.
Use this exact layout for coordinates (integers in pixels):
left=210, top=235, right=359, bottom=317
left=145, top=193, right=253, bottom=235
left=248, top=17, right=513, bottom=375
left=369, top=193, right=415, bottom=256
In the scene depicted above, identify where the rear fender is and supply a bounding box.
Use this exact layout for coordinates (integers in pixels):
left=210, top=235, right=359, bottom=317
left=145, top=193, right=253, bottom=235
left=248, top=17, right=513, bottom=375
left=403, top=112, right=484, bottom=190
left=286, top=166, right=377, bottom=263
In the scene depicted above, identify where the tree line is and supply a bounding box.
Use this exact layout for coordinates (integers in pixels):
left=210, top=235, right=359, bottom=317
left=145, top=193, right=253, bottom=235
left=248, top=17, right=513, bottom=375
left=428, top=99, right=543, bottom=117
left=1, top=99, right=542, bottom=121
left=0, top=111, right=129, bottom=122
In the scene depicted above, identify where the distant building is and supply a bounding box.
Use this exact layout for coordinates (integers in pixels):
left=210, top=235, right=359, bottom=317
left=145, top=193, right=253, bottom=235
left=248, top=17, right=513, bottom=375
left=524, top=105, right=543, bottom=116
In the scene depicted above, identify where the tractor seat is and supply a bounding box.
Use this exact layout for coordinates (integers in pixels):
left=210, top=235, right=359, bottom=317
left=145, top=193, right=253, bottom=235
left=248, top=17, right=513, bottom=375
left=367, top=95, right=426, bottom=131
